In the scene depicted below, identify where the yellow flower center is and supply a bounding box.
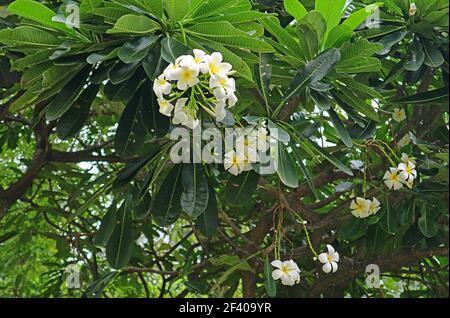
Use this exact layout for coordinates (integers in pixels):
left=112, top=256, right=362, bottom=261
left=210, top=64, right=219, bottom=74
left=389, top=174, right=398, bottom=181
left=406, top=166, right=413, bottom=174
left=181, top=69, right=193, bottom=81
left=327, top=255, right=333, bottom=262
left=158, top=79, right=167, bottom=85
left=281, top=266, right=289, bottom=274
left=194, top=57, right=202, bottom=63
left=219, top=78, right=226, bottom=87
left=160, top=101, right=168, bottom=108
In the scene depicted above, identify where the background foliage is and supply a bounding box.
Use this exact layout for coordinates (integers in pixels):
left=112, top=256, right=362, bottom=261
left=0, top=0, right=448, bottom=298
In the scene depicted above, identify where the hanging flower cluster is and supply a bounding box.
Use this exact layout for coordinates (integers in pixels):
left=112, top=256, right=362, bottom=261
left=350, top=197, right=381, bottom=219
left=153, top=50, right=238, bottom=129
left=271, top=244, right=340, bottom=287
left=384, top=154, right=418, bottom=190
left=224, top=125, right=270, bottom=176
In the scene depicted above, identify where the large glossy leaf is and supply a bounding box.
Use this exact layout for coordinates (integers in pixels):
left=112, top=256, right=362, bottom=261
left=187, top=21, right=274, bottom=53
left=152, top=164, right=184, bottom=226
left=284, top=0, right=307, bottom=21
left=160, top=37, right=192, bottom=63
left=46, top=66, right=91, bottom=121
left=181, top=164, right=209, bottom=218
left=114, top=91, right=147, bottom=157
left=93, top=205, right=117, bottom=247
left=273, top=141, right=299, bottom=188
left=315, top=0, right=347, bottom=40
left=197, top=181, right=219, bottom=237
left=113, top=146, right=162, bottom=188
left=8, top=0, right=86, bottom=40
left=328, top=108, right=353, bottom=147
left=139, top=81, right=170, bottom=137
left=342, top=4, right=381, bottom=31
left=278, top=48, right=341, bottom=108
left=394, top=87, right=449, bottom=104
left=56, top=84, right=100, bottom=140
left=223, top=170, right=260, bottom=206
left=118, top=36, right=158, bottom=64
left=164, top=0, right=190, bottom=22
left=0, top=26, right=61, bottom=47
left=107, top=14, right=160, bottom=34
left=418, top=203, right=439, bottom=238
left=106, top=199, right=133, bottom=269
left=264, top=256, right=277, bottom=297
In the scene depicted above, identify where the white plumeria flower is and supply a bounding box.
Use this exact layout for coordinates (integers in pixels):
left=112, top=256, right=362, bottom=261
left=401, top=153, right=417, bottom=165
left=409, top=3, right=417, bottom=16
left=383, top=168, right=405, bottom=190
left=369, top=197, right=381, bottom=215
left=350, top=197, right=371, bottom=218
left=236, top=134, right=259, bottom=163
left=392, top=108, right=406, bottom=122
left=271, top=260, right=301, bottom=286
left=398, top=161, right=417, bottom=182
left=398, top=134, right=411, bottom=148
left=157, top=97, right=174, bottom=117
left=250, top=127, right=270, bottom=152
left=214, top=100, right=227, bottom=122
left=209, top=75, right=236, bottom=100
left=405, top=179, right=414, bottom=189
left=318, top=245, right=339, bottom=274
left=350, top=160, right=364, bottom=171
left=172, top=98, right=189, bottom=125
left=177, top=66, right=200, bottom=90
left=224, top=150, right=245, bottom=176
left=153, top=75, right=172, bottom=97
left=202, top=52, right=232, bottom=78
left=179, top=49, right=207, bottom=72
left=227, top=91, right=238, bottom=107
left=240, top=155, right=254, bottom=172
left=163, top=60, right=182, bottom=80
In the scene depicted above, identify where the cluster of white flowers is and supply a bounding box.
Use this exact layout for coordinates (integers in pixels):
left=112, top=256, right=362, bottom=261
left=153, top=50, right=238, bottom=129
left=383, top=153, right=418, bottom=190
left=350, top=197, right=381, bottom=219
left=224, top=125, right=270, bottom=176
left=271, top=245, right=340, bottom=286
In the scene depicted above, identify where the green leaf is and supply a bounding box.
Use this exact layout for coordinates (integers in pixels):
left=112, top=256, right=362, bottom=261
left=7, top=0, right=86, bottom=40
left=264, top=257, right=277, bottom=297
left=114, top=91, right=147, bottom=157
left=278, top=48, right=341, bottom=108
left=418, top=203, right=439, bottom=238
left=404, top=39, right=425, bottom=71
left=329, top=108, right=353, bottom=147
left=342, top=4, right=381, bottom=31
left=113, top=147, right=162, bottom=189
left=107, top=14, right=160, bottom=34
left=336, top=56, right=381, bottom=73
left=197, top=181, right=219, bottom=237
left=142, top=44, right=167, bottom=81
left=422, top=42, right=444, bottom=67
left=306, top=140, right=353, bottom=176
left=0, top=26, right=61, bottom=47
left=284, top=0, right=308, bottom=21
left=394, top=87, right=449, bottom=104
left=160, top=37, right=192, bottom=63
left=139, top=83, right=170, bottom=137
left=106, top=199, right=133, bottom=269
left=323, top=24, right=353, bottom=49
left=315, top=0, right=348, bottom=40
left=93, top=205, right=117, bottom=247
left=273, top=141, right=299, bottom=188
left=254, top=53, right=273, bottom=110
left=296, top=22, right=321, bottom=60
left=152, top=164, right=184, bottom=226
left=108, top=61, right=140, bottom=84
left=118, top=36, right=159, bottom=64
left=187, top=21, right=274, bottom=53
left=84, top=272, right=119, bottom=298
left=46, top=66, right=91, bottom=121
left=181, top=164, right=209, bottom=218
left=164, top=0, right=190, bottom=22
left=223, top=170, right=260, bottom=206
left=56, top=84, right=100, bottom=140
left=260, top=17, right=300, bottom=55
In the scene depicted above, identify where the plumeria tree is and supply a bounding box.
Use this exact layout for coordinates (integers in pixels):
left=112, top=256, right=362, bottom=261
left=0, top=0, right=448, bottom=298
